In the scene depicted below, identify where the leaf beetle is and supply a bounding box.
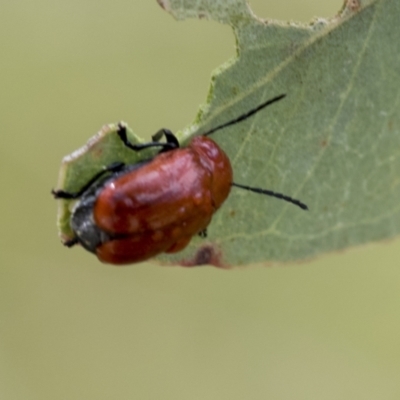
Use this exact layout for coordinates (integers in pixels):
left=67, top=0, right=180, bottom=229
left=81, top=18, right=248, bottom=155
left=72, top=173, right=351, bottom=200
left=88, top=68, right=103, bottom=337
left=52, top=94, right=307, bottom=265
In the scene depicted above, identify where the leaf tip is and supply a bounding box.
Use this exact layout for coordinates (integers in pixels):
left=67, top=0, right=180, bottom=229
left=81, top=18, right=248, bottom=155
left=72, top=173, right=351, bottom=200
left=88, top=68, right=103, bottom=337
left=156, top=0, right=170, bottom=12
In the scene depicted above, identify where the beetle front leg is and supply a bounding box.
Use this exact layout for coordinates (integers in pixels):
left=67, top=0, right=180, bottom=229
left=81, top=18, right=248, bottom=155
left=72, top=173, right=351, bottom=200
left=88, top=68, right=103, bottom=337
left=52, top=162, right=126, bottom=199
left=63, top=237, right=79, bottom=247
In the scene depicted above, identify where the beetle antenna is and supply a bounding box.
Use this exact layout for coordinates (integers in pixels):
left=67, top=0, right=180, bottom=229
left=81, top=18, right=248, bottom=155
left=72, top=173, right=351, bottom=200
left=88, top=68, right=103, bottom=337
left=232, top=182, right=308, bottom=210
left=203, top=94, right=286, bottom=137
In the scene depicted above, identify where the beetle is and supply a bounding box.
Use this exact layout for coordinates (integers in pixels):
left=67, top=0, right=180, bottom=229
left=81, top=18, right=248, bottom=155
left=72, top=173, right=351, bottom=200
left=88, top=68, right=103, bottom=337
left=52, top=94, right=308, bottom=264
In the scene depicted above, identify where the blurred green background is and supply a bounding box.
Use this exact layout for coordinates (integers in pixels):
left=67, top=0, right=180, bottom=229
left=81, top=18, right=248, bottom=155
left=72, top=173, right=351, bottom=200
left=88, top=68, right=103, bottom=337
left=1, top=0, right=400, bottom=399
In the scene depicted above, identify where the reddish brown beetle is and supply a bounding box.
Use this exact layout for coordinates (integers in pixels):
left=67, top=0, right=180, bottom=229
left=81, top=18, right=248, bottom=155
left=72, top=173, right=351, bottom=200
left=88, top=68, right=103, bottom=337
left=52, top=94, right=307, bottom=264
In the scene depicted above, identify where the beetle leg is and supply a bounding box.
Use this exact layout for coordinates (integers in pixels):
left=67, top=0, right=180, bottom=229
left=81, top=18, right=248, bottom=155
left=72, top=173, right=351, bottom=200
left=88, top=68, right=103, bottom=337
left=198, top=229, right=208, bottom=238
left=232, top=182, right=308, bottom=210
left=151, top=128, right=180, bottom=148
left=52, top=162, right=126, bottom=199
left=203, top=94, right=286, bottom=137
left=117, top=124, right=179, bottom=152
left=63, top=237, right=79, bottom=247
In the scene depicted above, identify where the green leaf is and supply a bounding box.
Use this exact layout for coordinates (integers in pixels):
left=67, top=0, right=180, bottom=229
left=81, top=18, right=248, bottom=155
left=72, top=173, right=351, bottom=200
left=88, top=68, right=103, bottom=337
left=55, top=0, right=400, bottom=267
left=158, top=0, right=400, bottom=266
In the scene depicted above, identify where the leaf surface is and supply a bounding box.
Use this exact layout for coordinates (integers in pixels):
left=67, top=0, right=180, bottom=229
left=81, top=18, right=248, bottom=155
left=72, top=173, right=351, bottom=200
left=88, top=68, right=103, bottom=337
left=158, top=0, right=400, bottom=266
left=55, top=0, right=400, bottom=266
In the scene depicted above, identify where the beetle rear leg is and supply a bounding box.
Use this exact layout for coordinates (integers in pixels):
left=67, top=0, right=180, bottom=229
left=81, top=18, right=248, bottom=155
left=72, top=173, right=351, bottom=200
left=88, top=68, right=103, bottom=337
left=232, top=182, right=308, bottom=210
